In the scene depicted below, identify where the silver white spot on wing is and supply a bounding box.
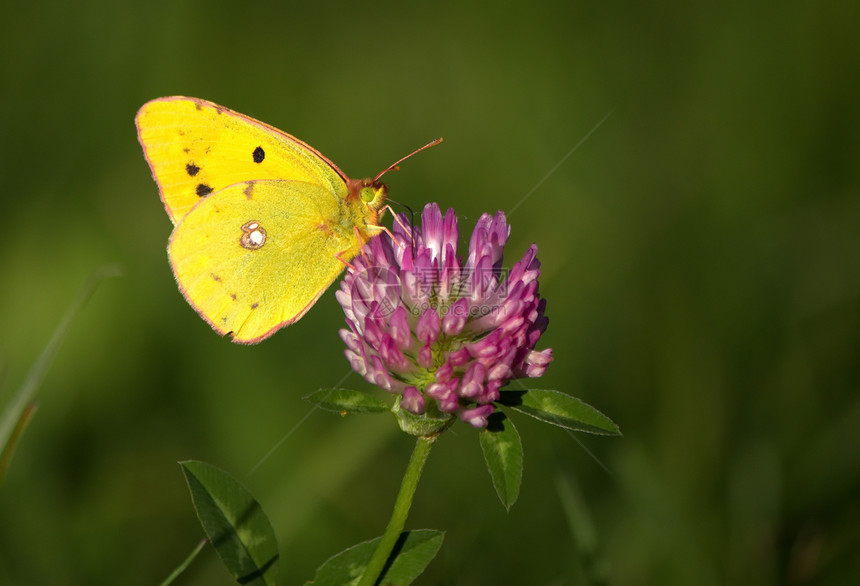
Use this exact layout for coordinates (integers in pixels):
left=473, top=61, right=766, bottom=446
left=240, top=220, right=267, bottom=250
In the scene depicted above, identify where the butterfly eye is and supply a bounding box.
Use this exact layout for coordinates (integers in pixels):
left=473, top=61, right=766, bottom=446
left=360, top=185, right=382, bottom=204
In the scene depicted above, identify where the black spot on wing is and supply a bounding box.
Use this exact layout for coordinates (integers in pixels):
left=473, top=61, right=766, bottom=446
left=196, top=183, right=213, bottom=197
left=186, top=163, right=201, bottom=176
left=253, top=146, right=265, bottom=163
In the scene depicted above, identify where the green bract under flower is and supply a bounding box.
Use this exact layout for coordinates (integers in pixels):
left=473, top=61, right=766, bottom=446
left=337, top=203, right=553, bottom=430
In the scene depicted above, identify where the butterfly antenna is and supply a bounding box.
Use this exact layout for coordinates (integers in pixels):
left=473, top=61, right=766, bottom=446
left=373, top=137, right=443, bottom=183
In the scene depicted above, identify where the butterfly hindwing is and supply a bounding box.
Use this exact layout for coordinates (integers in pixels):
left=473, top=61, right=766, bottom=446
left=168, top=179, right=365, bottom=343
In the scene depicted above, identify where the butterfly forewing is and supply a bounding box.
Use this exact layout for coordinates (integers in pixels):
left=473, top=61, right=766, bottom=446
left=136, top=96, right=348, bottom=224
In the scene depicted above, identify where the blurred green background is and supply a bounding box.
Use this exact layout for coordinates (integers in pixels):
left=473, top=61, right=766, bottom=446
left=2, top=1, right=859, bottom=584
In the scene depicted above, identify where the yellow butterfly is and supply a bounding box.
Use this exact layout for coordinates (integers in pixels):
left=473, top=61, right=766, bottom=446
left=136, top=96, right=439, bottom=344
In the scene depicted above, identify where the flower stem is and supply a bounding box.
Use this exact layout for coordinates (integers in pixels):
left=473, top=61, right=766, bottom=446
left=357, top=435, right=436, bottom=586
left=158, top=538, right=207, bottom=586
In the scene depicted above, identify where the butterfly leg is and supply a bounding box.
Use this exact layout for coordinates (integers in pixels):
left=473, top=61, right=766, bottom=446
left=385, top=205, right=411, bottom=235
left=334, top=249, right=357, bottom=270
left=372, top=205, right=409, bottom=254
left=334, top=225, right=378, bottom=269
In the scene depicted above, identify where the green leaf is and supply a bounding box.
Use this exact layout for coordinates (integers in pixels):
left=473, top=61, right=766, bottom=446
left=479, top=413, right=523, bottom=511
left=180, top=460, right=279, bottom=586
left=305, top=529, right=444, bottom=586
left=497, top=389, right=621, bottom=435
left=0, top=403, right=38, bottom=486
left=305, top=388, right=389, bottom=414
left=0, top=263, right=121, bottom=486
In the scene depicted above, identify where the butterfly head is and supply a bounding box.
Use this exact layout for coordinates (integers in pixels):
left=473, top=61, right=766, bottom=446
left=349, top=178, right=388, bottom=212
